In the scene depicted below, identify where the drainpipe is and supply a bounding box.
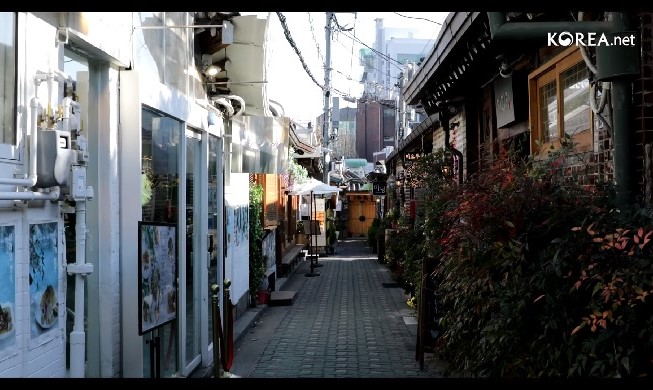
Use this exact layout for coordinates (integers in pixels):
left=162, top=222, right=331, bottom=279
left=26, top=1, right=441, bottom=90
left=487, top=12, right=636, bottom=211
left=67, top=184, right=94, bottom=378
left=609, top=12, right=635, bottom=210
left=66, top=107, right=95, bottom=378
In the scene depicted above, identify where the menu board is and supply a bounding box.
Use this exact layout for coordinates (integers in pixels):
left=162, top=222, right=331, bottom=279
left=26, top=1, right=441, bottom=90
left=138, top=222, right=177, bottom=335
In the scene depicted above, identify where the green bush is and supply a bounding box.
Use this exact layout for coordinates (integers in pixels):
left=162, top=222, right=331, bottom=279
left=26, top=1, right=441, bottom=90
left=392, top=145, right=653, bottom=377
left=249, top=184, right=266, bottom=302
left=367, top=218, right=381, bottom=250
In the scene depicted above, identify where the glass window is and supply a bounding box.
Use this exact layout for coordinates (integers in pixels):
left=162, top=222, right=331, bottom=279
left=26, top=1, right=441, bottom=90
left=0, top=12, right=16, bottom=145
left=141, top=106, right=181, bottom=378
left=529, top=48, right=592, bottom=153
left=562, top=62, right=590, bottom=136
left=142, top=107, right=181, bottom=224
left=539, top=80, right=557, bottom=143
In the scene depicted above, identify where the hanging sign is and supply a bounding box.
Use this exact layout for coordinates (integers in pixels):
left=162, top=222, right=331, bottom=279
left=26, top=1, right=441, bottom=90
left=372, top=182, right=387, bottom=196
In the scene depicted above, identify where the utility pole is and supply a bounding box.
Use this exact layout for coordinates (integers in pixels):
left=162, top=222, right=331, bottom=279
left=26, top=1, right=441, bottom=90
left=322, top=12, right=333, bottom=184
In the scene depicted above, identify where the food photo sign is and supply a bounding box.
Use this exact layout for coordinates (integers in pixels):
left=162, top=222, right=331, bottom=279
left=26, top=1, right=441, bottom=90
left=0, top=225, right=16, bottom=358
left=138, top=222, right=177, bottom=335
left=28, top=222, right=59, bottom=344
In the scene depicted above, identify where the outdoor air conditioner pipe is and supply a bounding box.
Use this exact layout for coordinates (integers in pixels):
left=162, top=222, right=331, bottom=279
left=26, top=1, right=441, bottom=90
left=212, top=97, right=235, bottom=117
left=53, top=68, right=73, bottom=84
left=0, top=188, right=60, bottom=200
left=590, top=83, right=613, bottom=138
left=269, top=99, right=286, bottom=117
left=216, top=95, right=246, bottom=117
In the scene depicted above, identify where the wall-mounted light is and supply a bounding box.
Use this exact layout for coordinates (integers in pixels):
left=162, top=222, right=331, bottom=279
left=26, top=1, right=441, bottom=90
left=498, top=55, right=513, bottom=78
left=205, top=64, right=221, bottom=77
left=201, top=54, right=221, bottom=78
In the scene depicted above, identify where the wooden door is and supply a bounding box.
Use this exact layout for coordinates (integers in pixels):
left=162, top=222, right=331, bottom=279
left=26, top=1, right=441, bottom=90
left=347, top=194, right=376, bottom=237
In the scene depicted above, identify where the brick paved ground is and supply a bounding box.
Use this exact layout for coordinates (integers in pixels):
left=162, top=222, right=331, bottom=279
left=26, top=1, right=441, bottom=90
left=228, top=238, right=456, bottom=379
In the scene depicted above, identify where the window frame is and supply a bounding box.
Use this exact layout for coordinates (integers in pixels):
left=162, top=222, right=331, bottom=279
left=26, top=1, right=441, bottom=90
left=528, top=46, right=594, bottom=156
left=0, top=12, right=21, bottom=159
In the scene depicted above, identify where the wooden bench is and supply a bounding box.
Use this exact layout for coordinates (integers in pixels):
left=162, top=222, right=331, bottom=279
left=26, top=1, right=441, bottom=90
left=279, top=243, right=307, bottom=277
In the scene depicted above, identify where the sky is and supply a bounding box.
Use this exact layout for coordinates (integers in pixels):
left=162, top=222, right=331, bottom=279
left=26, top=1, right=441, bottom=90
left=243, top=12, right=450, bottom=124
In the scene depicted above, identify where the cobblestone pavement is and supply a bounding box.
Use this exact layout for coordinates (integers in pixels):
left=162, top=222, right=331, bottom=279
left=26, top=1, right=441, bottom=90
left=229, top=238, right=454, bottom=379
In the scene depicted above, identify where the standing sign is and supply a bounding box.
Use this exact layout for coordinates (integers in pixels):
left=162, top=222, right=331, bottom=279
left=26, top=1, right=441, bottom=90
left=313, top=198, right=327, bottom=247
left=372, top=182, right=387, bottom=196
left=138, top=222, right=177, bottom=335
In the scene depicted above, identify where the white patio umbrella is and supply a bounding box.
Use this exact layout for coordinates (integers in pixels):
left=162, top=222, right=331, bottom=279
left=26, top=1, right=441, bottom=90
left=289, top=178, right=341, bottom=196
left=289, top=178, right=341, bottom=273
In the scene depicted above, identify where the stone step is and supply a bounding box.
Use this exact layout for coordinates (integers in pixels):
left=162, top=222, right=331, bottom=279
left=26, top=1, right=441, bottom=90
left=269, top=290, right=297, bottom=306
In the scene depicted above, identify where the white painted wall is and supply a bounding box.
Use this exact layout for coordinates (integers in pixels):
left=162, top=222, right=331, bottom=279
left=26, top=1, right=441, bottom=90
left=224, top=173, right=250, bottom=305
left=0, top=11, right=244, bottom=378
left=0, top=13, right=71, bottom=378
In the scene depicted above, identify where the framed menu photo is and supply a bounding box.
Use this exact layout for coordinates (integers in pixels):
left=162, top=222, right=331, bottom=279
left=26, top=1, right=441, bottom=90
left=138, top=221, right=177, bottom=335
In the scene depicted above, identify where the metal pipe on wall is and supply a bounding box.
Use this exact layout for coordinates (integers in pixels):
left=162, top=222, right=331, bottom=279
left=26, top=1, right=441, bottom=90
left=0, top=71, right=67, bottom=201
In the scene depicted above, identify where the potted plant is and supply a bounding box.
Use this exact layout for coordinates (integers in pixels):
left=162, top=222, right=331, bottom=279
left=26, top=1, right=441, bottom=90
left=326, top=219, right=337, bottom=255
left=249, top=184, right=266, bottom=306
left=296, top=220, right=308, bottom=245
left=368, top=218, right=381, bottom=253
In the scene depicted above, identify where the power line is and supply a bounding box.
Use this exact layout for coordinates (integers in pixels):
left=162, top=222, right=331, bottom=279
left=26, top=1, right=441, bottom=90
left=333, top=14, right=354, bottom=32
left=275, top=13, right=381, bottom=106
left=393, top=12, right=443, bottom=26
left=307, top=12, right=325, bottom=66
left=340, top=29, right=403, bottom=66
left=276, top=12, right=324, bottom=92
left=338, top=29, right=404, bottom=72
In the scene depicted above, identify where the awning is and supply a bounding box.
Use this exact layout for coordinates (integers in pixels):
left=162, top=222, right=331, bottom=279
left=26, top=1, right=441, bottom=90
left=289, top=122, right=316, bottom=155
left=289, top=178, right=342, bottom=196
left=402, top=12, right=489, bottom=113
left=386, top=113, right=440, bottom=163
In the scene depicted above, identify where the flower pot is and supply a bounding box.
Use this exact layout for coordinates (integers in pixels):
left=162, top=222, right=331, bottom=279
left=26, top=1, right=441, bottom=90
left=257, top=290, right=270, bottom=305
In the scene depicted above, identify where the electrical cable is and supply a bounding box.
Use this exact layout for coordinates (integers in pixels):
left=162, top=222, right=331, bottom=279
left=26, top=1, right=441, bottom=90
left=393, top=12, right=442, bottom=26
left=276, top=12, right=325, bottom=92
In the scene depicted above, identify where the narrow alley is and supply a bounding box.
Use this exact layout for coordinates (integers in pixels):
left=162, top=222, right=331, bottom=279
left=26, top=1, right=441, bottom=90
left=203, top=238, right=451, bottom=379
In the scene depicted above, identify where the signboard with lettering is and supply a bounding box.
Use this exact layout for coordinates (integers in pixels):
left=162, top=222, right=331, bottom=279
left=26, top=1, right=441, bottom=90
left=372, top=182, right=387, bottom=196
left=494, top=75, right=516, bottom=128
